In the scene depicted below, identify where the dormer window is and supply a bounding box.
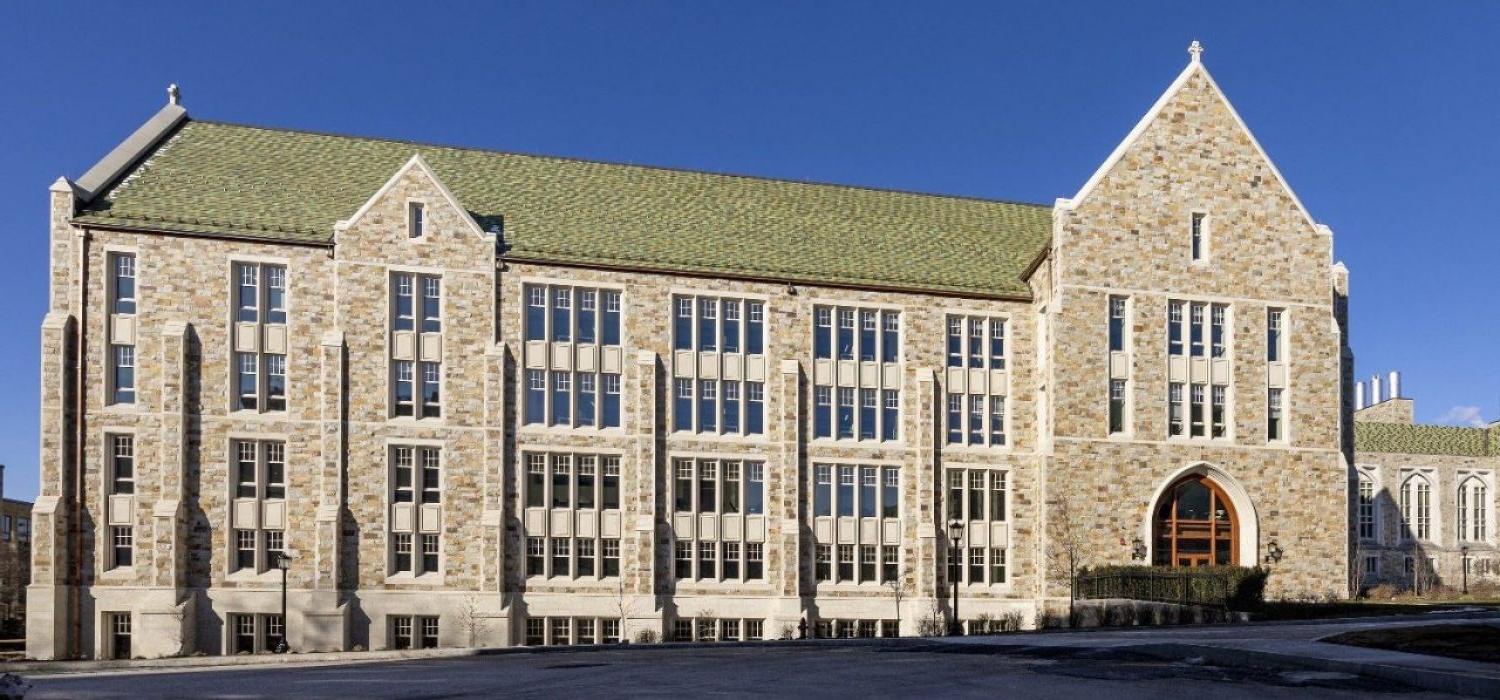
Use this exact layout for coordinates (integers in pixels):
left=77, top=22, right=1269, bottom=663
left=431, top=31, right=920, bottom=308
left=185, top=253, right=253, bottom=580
left=1190, top=212, right=1207, bottom=262
left=408, top=202, right=425, bottom=239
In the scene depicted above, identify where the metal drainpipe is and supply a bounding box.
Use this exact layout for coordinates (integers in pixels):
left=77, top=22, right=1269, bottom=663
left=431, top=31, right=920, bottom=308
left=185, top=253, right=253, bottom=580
left=72, top=227, right=90, bottom=658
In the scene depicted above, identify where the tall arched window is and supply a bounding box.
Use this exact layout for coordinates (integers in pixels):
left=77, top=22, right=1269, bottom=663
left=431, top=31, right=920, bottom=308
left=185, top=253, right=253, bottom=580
left=1153, top=474, right=1237, bottom=567
left=1400, top=475, right=1432, bottom=541
left=1357, top=472, right=1376, bottom=541
left=1458, top=477, right=1488, bottom=543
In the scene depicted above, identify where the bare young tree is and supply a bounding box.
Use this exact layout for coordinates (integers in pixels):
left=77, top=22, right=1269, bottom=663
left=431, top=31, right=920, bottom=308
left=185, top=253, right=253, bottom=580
left=613, top=579, right=637, bottom=643
left=1045, top=495, right=1085, bottom=628
left=456, top=594, right=488, bottom=648
left=884, top=578, right=905, bottom=635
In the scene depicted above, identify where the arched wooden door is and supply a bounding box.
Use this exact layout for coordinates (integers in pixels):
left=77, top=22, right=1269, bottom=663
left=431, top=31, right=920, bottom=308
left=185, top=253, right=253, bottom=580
left=1152, top=474, right=1237, bottom=567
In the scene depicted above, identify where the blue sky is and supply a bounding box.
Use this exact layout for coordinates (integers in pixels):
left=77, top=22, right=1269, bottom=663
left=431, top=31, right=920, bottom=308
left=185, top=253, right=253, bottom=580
left=1, top=2, right=1497, bottom=500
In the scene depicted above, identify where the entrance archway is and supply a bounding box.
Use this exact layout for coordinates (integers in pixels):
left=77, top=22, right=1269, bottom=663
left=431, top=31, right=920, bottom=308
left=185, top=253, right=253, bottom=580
left=1152, top=474, right=1238, bottom=567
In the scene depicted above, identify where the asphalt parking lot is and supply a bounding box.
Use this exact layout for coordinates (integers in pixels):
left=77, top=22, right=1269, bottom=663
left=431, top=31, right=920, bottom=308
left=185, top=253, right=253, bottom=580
left=21, top=640, right=1460, bottom=699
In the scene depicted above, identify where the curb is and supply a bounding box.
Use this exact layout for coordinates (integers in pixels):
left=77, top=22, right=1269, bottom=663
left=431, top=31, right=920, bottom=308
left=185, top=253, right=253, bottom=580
left=1130, top=642, right=1500, bottom=698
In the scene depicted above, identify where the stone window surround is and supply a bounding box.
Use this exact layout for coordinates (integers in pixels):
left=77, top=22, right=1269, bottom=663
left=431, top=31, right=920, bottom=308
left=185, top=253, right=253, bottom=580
left=669, top=287, right=771, bottom=439
left=405, top=198, right=427, bottom=240
left=1189, top=209, right=1212, bottom=264
left=942, top=463, right=1012, bottom=589
left=102, top=244, right=141, bottom=410
left=225, top=434, right=289, bottom=581
left=518, top=276, right=627, bottom=433
left=1355, top=466, right=1381, bottom=543
left=1164, top=298, right=1235, bottom=443
left=519, top=447, right=627, bottom=582
left=385, top=438, right=445, bottom=583
left=1398, top=468, right=1438, bottom=545
left=669, top=453, right=770, bottom=585
left=1456, top=470, right=1493, bottom=545
left=97, top=427, right=140, bottom=579
left=809, top=298, right=904, bottom=444
left=226, top=255, right=291, bottom=416
left=942, top=308, right=1011, bottom=450
left=810, top=458, right=904, bottom=588
left=387, top=265, right=444, bottom=422
left=227, top=612, right=286, bottom=654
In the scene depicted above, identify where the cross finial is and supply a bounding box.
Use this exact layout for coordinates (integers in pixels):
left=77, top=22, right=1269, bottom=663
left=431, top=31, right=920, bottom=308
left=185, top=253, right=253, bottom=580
left=168, top=84, right=181, bottom=106
left=1188, top=40, right=1203, bottom=63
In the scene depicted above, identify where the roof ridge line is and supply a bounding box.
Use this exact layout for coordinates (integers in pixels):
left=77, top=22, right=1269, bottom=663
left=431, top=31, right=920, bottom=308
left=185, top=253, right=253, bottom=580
left=186, top=118, right=1055, bottom=209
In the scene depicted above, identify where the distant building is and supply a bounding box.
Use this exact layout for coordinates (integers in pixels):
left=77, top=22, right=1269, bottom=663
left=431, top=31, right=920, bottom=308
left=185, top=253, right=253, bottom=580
left=1353, top=373, right=1499, bottom=593
left=30, top=44, right=1356, bottom=659
left=0, top=465, right=33, bottom=637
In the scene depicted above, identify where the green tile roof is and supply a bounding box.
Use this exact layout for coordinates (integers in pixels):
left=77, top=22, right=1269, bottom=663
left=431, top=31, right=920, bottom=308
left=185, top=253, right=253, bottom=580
left=73, top=120, right=1052, bottom=297
left=1355, top=421, right=1498, bottom=458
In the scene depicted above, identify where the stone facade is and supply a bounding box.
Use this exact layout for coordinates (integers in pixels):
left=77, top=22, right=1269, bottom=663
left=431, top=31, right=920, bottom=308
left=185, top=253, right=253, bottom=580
left=29, top=48, right=1365, bottom=659
left=1, top=466, right=32, bottom=634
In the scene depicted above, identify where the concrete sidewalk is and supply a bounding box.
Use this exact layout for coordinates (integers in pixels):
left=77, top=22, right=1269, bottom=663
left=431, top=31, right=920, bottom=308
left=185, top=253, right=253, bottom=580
left=935, top=613, right=1500, bottom=697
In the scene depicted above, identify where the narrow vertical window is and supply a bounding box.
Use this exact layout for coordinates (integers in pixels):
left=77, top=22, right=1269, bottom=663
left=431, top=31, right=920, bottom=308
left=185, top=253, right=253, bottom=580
left=1168, top=382, right=1184, bottom=436
left=113, top=345, right=136, bottom=405
left=1267, top=388, right=1284, bottom=441
left=746, top=301, right=765, bottom=355
left=968, top=395, right=984, bottom=445
left=1267, top=308, right=1284, bottom=362
left=698, top=379, right=718, bottom=433
left=551, top=538, right=571, bottom=577
left=266, top=354, right=287, bottom=411
left=747, top=382, right=765, bottom=435
left=837, top=387, right=854, bottom=439
left=698, top=461, right=717, bottom=514
left=1210, top=385, right=1226, bottom=438
left=265, top=443, right=286, bottom=499
left=525, top=370, right=545, bottom=424
left=576, top=373, right=596, bottom=427
left=237, top=352, right=258, bottom=411
left=552, top=288, right=571, bottom=343
left=576, top=289, right=597, bottom=344
left=552, top=454, right=572, bottom=509
left=421, top=275, right=441, bottom=333
left=525, top=455, right=546, bottom=508
left=601, top=290, right=622, bottom=346
left=873, top=467, right=896, bottom=519
left=421, top=534, right=439, bottom=573
left=674, top=378, right=693, bottom=432
left=525, top=286, right=547, bottom=341
left=837, top=309, right=855, bottom=360
left=746, top=463, right=765, bottom=515
left=990, top=471, right=1007, bottom=521
left=393, top=273, right=414, bottom=331
left=989, top=396, right=1006, bottom=445
left=420, top=448, right=440, bottom=505
left=112, top=526, right=133, bottom=569
left=111, top=253, right=137, bottom=314
left=392, top=447, right=414, bottom=503
left=1167, top=301, right=1184, bottom=356
left=408, top=202, right=425, bottom=238
left=859, top=310, right=877, bottom=362
left=675, top=460, right=694, bottom=513
left=947, top=394, right=962, bottom=444
left=991, top=548, right=1007, bottom=583
left=1109, top=379, right=1126, bottom=434
left=814, top=465, right=831, bottom=517
left=747, top=542, right=764, bottom=579
left=236, top=441, right=259, bottom=499
left=881, top=311, right=900, bottom=363
left=551, top=371, right=571, bottom=426
left=265, top=265, right=287, bottom=324
left=814, top=386, right=832, bottom=438
left=393, top=361, right=414, bottom=417
left=237, top=263, right=260, bottom=323
left=602, top=373, right=621, bottom=428
left=723, top=461, right=740, bottom=514
left=1189, top=303, right=1205, bottom=357
left=859, top=467, right=877, bottom=518
left=1210, top=304, right=1226, bottom=358
left=1190, top=212, right=1205, bottom=261
left=723, top=381, right=741, bottom=434
left=967, top=318, right=984, bottom=368
left=722, top=299, right=741, bottom=353
left=882, top=390, right=899, bottom=441
left=602, top=457, right=621, bottom=509
left=859, top=389, right=876, bottom=440
left=1190, top=384, right=1206, bottom=437
left=946, top=317, right=962, bottom=367
left=948, top=470, right=964, bottom=521
left=698, top=298, right=717, bottom=352
left=111, top=435, right=135, bottom=494
left=1108, top=296, right=1126, bottom=352
left=576, top=539, right=595, bottom=577
left=814, top=306, right=832, bottom=359
left=1357, top=475, right=1375, bottom=540
left=603, top=539, right=621, bottom=577
left=837, top=466, right=855, bottom=517
left=989, top=318, right=1005, bottom=369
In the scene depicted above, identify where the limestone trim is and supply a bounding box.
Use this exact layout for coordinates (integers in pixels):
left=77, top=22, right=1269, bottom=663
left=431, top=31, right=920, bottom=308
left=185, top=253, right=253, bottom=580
left=1141, top=462, right=1261, bottom=568
left=1055, top=435, right=1339, bottom=454
left=1064, top=56, right=1319, bottom=233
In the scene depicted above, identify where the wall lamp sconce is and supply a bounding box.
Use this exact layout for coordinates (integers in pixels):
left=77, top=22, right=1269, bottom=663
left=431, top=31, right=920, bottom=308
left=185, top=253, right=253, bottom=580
left=1131, top=538, right=1147, bottom=561
left=1265, top=541, right=1284, bottom=564
left=785, top=283, right=798, bottom=296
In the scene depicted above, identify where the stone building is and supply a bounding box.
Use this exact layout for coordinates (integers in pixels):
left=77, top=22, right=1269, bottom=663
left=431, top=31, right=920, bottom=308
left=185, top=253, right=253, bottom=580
left=29, top=44, right=1357, bottom=659
left=1, top=465, right=33, bottom=636
left=1353, top=374, right=1500, bottom=593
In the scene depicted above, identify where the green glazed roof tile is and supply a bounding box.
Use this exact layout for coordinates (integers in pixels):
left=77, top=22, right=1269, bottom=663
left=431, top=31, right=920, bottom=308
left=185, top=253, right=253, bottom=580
left=1355, top=421, right=1496, bottom=458
left=74, top=120, right=1052, bottom=297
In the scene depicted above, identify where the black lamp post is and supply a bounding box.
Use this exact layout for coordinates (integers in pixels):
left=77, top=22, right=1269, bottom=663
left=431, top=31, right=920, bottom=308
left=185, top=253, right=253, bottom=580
left=1461, top=546, right=1470, bottom=595
left=275, top=552, right=291, bottom=654
left=947, top=519, right=964, bottom=636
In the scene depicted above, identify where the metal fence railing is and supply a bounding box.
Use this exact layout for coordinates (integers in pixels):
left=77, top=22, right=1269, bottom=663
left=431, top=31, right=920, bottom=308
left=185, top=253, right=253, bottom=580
left=1075, top=570, right=1242, bottom=609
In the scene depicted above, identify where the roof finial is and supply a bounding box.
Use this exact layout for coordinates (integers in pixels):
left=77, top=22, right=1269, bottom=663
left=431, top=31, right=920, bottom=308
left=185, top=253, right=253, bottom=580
left=1188, top=40, right=1203, bottom=63
left=168, top=83, right=181, bottom=106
